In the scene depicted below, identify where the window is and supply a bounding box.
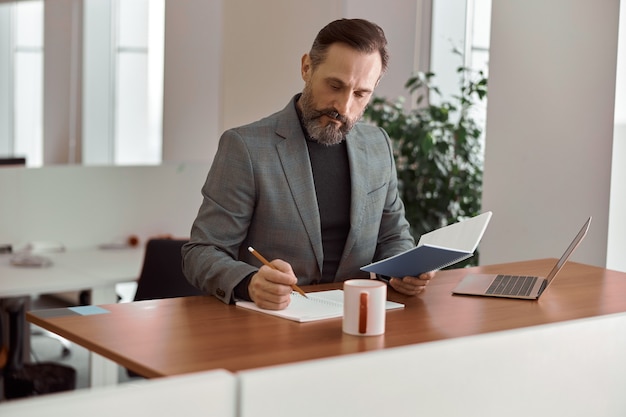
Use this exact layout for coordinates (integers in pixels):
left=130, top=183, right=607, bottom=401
left=0, top=1, right=44, bottom=167
left=466, top=0, right=491, bottom=130
left=466, top=0, right=491, bottom=76
left=83, top=0, right=164, bottom=165
left=431, top=0, right=491, bottom=92
left=430, top=0, right=491, bottom=142
left=0, top=0, right=164, bottom=167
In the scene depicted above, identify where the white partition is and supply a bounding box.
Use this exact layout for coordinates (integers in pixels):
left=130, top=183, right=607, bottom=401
left=0, top=370, right=236, bottom=416
left=238, top=313, right=626, bottom=417
left=0, top=162, right=209, bottom=249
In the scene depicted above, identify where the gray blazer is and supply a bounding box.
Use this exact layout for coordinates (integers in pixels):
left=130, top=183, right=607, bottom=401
left=182, top=96, right=414, bottom=304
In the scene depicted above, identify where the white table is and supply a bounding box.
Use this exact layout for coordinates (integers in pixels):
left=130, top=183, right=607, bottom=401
left=0, top=247, right=143, bottom=300
left=0, top=246, right=144, bottom=386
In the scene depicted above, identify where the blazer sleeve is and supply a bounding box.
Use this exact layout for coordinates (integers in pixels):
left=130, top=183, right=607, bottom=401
left=181, top=129, right=259, bottom=304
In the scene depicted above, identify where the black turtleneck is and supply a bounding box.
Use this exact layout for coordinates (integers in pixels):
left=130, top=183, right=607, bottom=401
left=296, top=98, right=351, bottom=283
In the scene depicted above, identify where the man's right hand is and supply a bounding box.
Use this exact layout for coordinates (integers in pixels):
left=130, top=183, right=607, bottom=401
left=248, top=259, right=298, bottom=310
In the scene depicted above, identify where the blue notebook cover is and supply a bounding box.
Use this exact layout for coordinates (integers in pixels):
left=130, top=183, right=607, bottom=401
left=360, top=244, right=472, bottom=277
left=361, top=212, right=492, bottom=278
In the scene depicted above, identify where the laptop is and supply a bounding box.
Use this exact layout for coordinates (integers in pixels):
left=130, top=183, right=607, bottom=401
left=452, top=216, right=591, bottom=300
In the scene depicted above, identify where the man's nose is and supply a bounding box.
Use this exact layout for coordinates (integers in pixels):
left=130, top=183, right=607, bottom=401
left=333, top=92, right=353, bottom=117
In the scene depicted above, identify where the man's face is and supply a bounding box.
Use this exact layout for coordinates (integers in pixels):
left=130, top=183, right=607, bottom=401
left=299, top=43, right=382, bottom=146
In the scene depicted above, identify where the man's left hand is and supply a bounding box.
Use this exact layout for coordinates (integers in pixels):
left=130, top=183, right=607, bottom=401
left=388, top=271, right=435, bottom=296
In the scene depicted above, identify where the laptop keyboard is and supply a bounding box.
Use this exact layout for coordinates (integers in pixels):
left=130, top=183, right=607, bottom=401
left=486, top=275, right=538, bottom=297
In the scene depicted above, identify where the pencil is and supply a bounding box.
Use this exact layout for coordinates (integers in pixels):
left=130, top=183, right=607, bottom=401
left=247, top=246, right=308, bottom=298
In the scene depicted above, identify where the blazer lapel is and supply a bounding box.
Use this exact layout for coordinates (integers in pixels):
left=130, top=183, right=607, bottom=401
left=275, top=109, right=324, bottom=273
left=342, top=130, right=369, bottom=263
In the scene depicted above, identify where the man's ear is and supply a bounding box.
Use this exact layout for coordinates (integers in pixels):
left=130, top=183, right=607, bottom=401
left=301, top=53, right=312, bottom=81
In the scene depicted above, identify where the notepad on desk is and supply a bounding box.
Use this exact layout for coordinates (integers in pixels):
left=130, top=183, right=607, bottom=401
left=236, top=289, right=404, bottom=323
left=361, top=211, right=492, bottom=278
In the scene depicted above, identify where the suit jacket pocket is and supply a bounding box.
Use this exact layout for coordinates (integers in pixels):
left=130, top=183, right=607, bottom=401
left=367, top=182, right=388, bottom=197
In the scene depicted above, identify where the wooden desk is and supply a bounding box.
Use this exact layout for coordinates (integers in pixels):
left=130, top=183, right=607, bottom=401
left=27, top=259, right=626, bottom=380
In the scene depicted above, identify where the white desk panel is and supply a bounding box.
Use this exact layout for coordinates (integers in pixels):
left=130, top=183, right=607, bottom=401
left=238, top=313, right=626, bottom=417
left=0, top=370, right=236, bottom=416
left=0, top=163, right=207, bottom=250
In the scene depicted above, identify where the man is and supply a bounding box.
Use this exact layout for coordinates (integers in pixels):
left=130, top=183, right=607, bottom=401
left=182, top=18, right=434, bottom=310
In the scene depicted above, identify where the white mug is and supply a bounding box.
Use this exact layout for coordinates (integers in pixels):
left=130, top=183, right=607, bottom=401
left=343, top=279, right=387, bottom=336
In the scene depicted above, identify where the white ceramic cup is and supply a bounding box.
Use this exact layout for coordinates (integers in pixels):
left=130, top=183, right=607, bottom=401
left=342, top=279, right=387, bottom=336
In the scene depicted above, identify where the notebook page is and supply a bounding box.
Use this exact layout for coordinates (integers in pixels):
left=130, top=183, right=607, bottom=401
left=417, top=211, right=492, bottom=252
left=236, top=289, right=403, bottom=323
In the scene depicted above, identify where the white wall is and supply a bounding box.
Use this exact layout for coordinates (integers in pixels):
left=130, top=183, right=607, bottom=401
left=43, top=0, right=82, bottom=164
left=479, top=0, right=620, bottom=268
left=161, top=0, right=421, bottom=160
left=344, top=0, right=422, bottom=104
left=221, top=0, right=339, bottom=131
left=161, top=0, right=222, bottom=164
left=219, top=0, right=420, bottom=131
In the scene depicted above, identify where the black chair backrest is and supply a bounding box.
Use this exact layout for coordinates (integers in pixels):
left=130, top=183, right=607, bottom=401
left=133, top=239, right=204, bottom=301
left=0, top=157, right=26, bottom=166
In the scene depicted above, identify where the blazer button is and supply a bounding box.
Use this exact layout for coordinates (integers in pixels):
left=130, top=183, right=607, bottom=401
left=216, top=288, right=226, bottom=298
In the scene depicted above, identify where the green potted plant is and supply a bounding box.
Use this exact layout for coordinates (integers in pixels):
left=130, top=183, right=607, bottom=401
left=365, top=64, right=487, bottom=264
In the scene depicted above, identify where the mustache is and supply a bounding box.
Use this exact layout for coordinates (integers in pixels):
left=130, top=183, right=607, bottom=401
left=313, top=109, right=348, bottom=124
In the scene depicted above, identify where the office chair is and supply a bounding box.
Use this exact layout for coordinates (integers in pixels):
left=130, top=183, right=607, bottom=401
left=126, top=238, right=203, bottom=379
left=1, top=298, right=76, bottom=400
left=133, top=238, right=204, bottom=301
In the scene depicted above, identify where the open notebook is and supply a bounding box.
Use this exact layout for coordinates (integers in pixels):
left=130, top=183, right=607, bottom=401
left=236, top=289, right=404, bottom=323
left=361, top=211, right=492, bottom=277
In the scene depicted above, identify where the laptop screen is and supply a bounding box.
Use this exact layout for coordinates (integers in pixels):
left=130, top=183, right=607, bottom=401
left=544, top=217, right=592, bottom=285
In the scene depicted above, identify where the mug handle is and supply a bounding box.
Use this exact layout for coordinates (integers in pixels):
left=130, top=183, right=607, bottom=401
left=359, top=291, right=368, bottom=334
